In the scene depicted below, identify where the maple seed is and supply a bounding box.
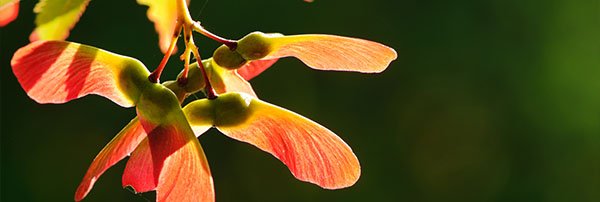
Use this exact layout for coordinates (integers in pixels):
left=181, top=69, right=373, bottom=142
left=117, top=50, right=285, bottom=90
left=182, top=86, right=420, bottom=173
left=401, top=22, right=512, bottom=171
left=175, top=62, right=206, bottom=94
left=184, top=92, right=253, bottom=127
left=213, top=93, right=253, bottom=126
left=236, top=31, right=275, bottom=60
left=213, top=45, right=248, bottom=69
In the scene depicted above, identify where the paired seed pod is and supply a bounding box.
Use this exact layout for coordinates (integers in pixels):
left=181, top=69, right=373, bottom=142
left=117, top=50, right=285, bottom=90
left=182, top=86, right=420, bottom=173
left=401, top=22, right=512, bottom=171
left=184, top=92, right=253, bottom=127
left=213, top=32, right=283, bottom=70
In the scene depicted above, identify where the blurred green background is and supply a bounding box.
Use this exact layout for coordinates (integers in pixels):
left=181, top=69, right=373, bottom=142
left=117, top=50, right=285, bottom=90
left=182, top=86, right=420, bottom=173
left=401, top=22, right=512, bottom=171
left=1, top=0, right=599, bottom=201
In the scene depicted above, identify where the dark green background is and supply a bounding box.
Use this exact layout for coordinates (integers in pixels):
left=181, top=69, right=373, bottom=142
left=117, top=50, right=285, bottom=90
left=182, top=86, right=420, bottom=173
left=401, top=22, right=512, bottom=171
left=1, top=0, right=599, bottom=201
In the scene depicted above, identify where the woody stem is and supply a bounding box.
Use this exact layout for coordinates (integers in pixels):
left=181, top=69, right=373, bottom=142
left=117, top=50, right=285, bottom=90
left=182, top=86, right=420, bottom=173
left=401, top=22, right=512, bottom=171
left=192, top=22, right=237, bottom=50
left=188, top=36, right=218, bottom=99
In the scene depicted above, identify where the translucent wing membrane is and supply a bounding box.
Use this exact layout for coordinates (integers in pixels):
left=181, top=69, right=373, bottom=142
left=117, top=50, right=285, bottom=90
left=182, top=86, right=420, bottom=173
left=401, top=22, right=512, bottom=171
left=122, top=137, right=156, bottom=193
left=184, top=93, right=361, bottom=189
left=155, top=132, right=213, bottom=202
left=208, top=60, right=258, bottom=97
left=125, top=84, right=215, bottom=202
left=236, top=58, right=279, bottom=81
left=122, top=123, right=211, bottom=194
left=75, top=118, right=146, bottom=201
left=269, top=34, right=397, bottom=73
left=11, top=41, right=150, bottom=107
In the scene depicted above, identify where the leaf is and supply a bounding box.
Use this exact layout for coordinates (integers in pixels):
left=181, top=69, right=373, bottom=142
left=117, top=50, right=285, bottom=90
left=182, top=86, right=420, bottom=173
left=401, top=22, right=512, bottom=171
left=124, top=84, right=214, bottom=202
left=184, top=93, right=361, bottom=189
left=30, top=0, right=90, bottom=41
left=268, top=34, right=397, bottom=73
left=0, top=0, right=19, bottom=27
left=75, top=118, right=146, bottom=201
left=236, top=58, right=279, bottom=81
left=137, top=0, right=189, bottom=54
left=11, top=41, right=151, bottom=107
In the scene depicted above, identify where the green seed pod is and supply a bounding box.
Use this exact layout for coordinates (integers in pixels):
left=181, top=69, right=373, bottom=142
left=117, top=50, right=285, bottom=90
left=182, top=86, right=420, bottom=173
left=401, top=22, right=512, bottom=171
left=183, top=98, right=215, bottom=126
left=137, top=84, right=182, bottom=123
left=183, top=92, right=254, bottom=127
left=236, top=31, right=276, bottom=60
left=176, top=61, right=207, bottom=93
left=212, top=45, right=248, bottom=69
left=162, top=80, right=186, bottom=102
left=212, top=92, right=253, bottom=127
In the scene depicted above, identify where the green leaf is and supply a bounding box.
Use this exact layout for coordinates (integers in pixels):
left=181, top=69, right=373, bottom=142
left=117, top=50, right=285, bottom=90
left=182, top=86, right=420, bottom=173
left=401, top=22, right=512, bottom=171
left=30, top=0, right=90, bottom=41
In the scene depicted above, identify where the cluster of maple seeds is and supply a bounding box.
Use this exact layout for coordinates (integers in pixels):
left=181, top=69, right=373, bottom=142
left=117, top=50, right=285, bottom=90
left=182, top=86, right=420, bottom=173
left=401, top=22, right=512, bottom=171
left=6, top=0, right=397, bottom=202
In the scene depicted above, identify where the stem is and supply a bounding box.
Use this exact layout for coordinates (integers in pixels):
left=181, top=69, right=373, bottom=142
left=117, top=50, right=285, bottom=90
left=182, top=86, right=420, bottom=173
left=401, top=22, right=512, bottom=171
left=177, top=0, right=193, bottom=26
left=178, top=46, right=191, bottom=86
left=189, top=41, right=218, bottom=99
left=148, top=29, right=181, bottom=83
left=177, top=0, right=236, bottom=49
left=175, top=0, right=223, bottom=99
left=178, top=22, right=194, bottom=86
left=192, top=22, right=237, bottom=50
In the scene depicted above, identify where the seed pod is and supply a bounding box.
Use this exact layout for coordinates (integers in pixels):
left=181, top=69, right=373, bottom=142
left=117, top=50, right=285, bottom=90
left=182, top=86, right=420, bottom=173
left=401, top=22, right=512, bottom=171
left=175, top=61, right=208, bottom=93
left=236, top=32, right=282, bottom=60
left=184, top=92, right=253, bottom=127
left=212, top=45, right=248, bottom=69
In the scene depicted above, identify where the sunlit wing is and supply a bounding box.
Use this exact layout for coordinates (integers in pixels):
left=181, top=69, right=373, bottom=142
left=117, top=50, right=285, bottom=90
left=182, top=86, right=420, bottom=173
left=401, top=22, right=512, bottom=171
left=122, top=125, right=211, bottom=193
left=236, top=58, right=279, bottom=81
left=184, top=93, right=360, bottom=189
left=208, top=59, right=258, bottom=97
left=124, top=84, right=214, bottom=202
left=74, top=118, right=146, bottom=201
left=11, top=40, right=151, bottom=107
left=268, top=34, right=397, bottom=73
